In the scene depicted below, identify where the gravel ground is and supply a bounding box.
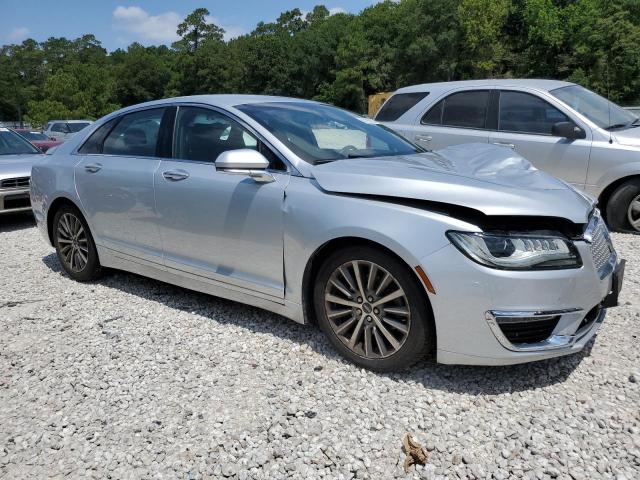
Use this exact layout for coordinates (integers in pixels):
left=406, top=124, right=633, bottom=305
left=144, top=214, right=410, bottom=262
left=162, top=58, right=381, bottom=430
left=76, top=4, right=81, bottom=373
left=1, top=212, right=639, bottom=480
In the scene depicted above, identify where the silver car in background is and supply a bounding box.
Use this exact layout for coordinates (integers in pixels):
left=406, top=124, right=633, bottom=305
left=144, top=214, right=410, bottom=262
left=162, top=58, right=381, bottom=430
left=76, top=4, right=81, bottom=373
left=0, top=127, right=42, bottom=214
left=376, top=80, right=640, bottom=232
left=30, top=95, right=624, bottom=370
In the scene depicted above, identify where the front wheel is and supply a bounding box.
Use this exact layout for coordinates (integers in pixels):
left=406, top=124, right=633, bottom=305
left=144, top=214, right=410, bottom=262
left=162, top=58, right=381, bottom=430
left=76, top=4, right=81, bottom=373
left=313, top=246, right=434, bottom=372
left=606, top=179, right=640, bottom=233
left=53, top=205, right=102, bottom=281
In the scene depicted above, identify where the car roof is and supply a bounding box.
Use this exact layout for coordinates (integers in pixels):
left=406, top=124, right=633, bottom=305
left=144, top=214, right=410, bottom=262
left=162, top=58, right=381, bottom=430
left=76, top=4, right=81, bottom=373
left=395, top=79, right=575, bottom=94
left=106, top=94, right=319, bottom=118
left=48, top=120, right=93, bottom=123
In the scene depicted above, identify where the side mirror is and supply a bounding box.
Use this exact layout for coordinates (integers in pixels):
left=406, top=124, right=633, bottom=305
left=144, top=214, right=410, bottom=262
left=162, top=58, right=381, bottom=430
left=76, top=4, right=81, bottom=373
left=215, top=149, right=274, bottom=183
left=552, top=121, right=586, bottom=140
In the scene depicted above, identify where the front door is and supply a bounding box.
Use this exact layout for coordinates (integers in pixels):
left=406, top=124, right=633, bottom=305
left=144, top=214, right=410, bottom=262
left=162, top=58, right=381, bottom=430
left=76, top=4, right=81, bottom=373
left=74, top=107, right=166, bottom=263
left=154, top=106, right=288, bottom=299
left=488, top=90, right=592, bottom=188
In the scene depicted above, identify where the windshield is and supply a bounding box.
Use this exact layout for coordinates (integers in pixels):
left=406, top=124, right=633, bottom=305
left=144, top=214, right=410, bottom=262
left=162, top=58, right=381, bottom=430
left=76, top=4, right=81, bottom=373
left=236, top=102, right=422, bottom=164
left=68, top=122, right=90, bottom=133
left=19, top=131, right=49, bottom=141
left=550, top=85, right=637, bottom=130
left=0, top=128, right=40, bottom=155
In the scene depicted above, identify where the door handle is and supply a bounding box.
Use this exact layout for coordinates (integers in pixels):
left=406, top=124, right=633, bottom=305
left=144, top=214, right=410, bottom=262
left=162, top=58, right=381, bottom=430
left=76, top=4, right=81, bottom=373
left=491, top=142, right=516, bottom=149
left=416, top=134, right=432, bottom=142
left=84, top=163, right=102, bottom=173
left=162, top=170, right=189, bottom=181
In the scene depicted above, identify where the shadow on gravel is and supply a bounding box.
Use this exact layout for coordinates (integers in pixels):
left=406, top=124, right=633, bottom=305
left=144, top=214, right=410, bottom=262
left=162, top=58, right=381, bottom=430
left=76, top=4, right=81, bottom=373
left=42, top=252, right=590, bottom=395
left=0, top=212, right=35, bottom=233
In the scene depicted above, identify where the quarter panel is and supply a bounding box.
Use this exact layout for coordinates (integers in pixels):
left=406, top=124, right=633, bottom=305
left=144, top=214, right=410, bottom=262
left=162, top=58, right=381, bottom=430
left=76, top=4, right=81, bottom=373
left=586, top=141, right=640, bottom=197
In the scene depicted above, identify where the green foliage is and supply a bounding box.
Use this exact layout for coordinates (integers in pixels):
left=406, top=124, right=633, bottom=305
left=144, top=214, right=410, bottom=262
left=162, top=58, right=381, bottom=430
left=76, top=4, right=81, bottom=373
left=1, top=1, right=640, bottom=124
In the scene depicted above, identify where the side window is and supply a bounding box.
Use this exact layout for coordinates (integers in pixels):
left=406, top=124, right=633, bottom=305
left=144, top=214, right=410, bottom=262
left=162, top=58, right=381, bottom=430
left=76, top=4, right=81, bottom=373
left=441, top=91, right=490, bottom=129
left=102, top=108, right=164, bottom=157
left=375, top=92, right=429, bottom=122
left=174, top=106, right=285, bottom=169
left=51, top=123, right=68, bottom=133
left=499, top=91, right=571, bottom=135
left=421, top=100, right=443, bottom=125
left=78, top=118, right=120, bottom=154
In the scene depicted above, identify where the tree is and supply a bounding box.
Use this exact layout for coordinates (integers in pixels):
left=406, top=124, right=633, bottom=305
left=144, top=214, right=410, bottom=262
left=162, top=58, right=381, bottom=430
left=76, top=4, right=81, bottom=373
left=173, top=8, right=225, bottom=52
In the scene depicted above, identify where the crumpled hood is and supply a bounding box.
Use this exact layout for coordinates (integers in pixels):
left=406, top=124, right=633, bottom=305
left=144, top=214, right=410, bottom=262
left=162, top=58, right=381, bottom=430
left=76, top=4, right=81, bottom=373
left=313, top=143, right=594, bottom=224
left=612, top=127, right=640, bottom=147
left=0, top=154, right=43, bottom=179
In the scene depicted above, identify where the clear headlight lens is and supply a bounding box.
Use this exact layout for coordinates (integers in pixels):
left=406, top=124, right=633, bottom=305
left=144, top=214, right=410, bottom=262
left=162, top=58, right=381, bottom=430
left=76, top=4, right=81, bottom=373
left=447, top=231, right=582, bottom=270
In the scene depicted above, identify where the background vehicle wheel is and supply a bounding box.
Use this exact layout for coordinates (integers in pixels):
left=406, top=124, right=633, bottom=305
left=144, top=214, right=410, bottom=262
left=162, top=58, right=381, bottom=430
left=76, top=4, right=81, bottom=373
left=606, top=178, right=640, bottom=233
left=53, top=205, right=102, bottom=281
left=313, top=246, right=433, bottom=372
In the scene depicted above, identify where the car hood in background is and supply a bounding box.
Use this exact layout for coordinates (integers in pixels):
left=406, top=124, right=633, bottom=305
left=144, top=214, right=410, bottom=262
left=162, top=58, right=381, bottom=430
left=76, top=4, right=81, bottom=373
left=612, top=127, right=640, bottom=147
left=0, top=154, right=44, bottom=179
left=313, top=143, right=594, bottom=224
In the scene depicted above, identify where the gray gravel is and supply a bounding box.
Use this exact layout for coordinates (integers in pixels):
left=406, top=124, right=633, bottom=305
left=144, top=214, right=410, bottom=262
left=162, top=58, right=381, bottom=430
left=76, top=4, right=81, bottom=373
left=1, top=212, right=639, bottom=479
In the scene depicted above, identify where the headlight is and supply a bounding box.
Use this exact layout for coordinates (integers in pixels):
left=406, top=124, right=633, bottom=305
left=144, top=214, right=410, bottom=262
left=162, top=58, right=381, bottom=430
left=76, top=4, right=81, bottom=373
left=447, top=231, right=582, bottom=270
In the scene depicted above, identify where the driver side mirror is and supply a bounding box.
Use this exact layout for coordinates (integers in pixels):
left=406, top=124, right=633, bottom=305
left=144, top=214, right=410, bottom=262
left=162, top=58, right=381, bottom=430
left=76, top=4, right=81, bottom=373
left=552, top=121, right=586, bottom=140
left=215, top=149, right=275, bottom=184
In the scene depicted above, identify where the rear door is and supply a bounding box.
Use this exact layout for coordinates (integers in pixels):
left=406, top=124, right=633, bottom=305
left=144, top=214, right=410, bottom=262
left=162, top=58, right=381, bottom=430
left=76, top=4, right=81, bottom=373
left=411, top=90, right=492, bottom=150
left=74, top=107, right=167, bottom=264
left=488, top=89, right=592, bottom=187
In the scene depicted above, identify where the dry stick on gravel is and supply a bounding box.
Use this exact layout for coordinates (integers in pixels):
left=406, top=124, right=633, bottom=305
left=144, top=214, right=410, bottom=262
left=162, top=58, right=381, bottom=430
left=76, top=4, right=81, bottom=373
left=402, top=433, right=428, bottom=472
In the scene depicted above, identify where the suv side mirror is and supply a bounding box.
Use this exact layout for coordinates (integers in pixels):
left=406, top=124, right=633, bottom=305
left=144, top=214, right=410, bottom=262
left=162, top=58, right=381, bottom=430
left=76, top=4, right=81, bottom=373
left=552, top=121, right=586, bottom=140
left=215, top=149, right=274, bottom=184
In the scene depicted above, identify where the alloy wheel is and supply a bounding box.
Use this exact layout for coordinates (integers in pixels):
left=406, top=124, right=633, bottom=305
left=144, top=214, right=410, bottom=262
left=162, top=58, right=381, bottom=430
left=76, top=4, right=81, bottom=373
left=323, top=260, right=411, bottom=359
left=56, top=213, right=89, bottom=272
left=628, top=194, right=640, bottom=232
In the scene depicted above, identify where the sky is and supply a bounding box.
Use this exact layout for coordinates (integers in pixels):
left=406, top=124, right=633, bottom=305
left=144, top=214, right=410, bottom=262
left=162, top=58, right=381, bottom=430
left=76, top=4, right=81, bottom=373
left=1, top=0, right=381, bottom=51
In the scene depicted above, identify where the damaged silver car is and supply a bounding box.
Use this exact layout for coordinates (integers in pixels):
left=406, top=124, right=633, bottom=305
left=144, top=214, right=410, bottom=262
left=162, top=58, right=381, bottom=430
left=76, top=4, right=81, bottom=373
left=30, top=96, right=624, bottom=371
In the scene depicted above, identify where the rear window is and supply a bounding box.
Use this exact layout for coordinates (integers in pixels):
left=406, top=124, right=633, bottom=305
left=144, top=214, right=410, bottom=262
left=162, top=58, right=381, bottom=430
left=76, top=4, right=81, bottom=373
left=375, top=92, right=429, bottom=122
left=68, top=122, right=90, bottom=133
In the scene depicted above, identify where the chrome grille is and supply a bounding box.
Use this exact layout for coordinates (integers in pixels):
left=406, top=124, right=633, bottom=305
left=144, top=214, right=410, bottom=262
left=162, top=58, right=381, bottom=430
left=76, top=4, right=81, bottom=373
left=0, top=177, right=30, bottom=189
left=587, top=214, right=614, bottom=274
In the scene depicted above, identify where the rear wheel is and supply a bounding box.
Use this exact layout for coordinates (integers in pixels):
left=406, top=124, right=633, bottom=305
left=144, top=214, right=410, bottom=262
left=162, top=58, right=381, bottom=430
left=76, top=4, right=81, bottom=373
left=314, top=246, right=433, bottom=372
left=53, top=205, right=102, bottom=281
left=605, top=178, right=640, bottom=232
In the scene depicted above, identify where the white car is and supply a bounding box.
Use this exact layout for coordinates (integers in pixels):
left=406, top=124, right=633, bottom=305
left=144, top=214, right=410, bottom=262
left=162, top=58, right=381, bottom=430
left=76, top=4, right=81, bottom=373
left=377, top=80, right=640, bottom=232
left=44, top=120, right=93, bottom=141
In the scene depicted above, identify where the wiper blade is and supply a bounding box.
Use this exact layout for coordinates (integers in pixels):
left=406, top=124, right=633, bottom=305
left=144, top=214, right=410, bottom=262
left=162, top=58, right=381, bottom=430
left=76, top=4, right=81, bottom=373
left=605, top=123, right=628, bottom=130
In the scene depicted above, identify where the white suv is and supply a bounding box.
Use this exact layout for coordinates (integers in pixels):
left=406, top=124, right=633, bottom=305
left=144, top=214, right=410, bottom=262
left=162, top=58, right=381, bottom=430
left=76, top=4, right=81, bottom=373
left=44, top=120, right=93, bottom=141
left=377, top=80, right=640, bottom=232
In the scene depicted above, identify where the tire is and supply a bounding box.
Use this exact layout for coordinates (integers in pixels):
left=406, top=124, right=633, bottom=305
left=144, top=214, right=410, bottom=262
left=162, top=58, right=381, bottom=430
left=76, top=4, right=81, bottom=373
left=52, top=204, right=102, bottom=281
left=605, top=178, right=640, bottom=233
left=313, top=246, right=434, bottom=372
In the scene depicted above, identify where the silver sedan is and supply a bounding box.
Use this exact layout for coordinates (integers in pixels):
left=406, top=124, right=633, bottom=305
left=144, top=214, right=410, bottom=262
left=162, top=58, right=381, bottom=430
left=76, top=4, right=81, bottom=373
left=30, top=95, right=624, bottom=371
left=0, top=127, right=42, bottom=214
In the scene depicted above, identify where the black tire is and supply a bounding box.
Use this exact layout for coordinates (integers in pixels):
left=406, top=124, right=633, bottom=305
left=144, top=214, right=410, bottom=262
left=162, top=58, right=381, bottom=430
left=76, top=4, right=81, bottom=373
left=52, top=204, right=102, bottom=281
left=605, top=178, right=640, bottom=233
left=313, top=246, right=434, bottom=372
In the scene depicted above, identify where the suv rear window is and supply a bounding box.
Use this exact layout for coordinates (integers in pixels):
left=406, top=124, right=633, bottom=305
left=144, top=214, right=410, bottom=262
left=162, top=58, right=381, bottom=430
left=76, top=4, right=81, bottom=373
left=375, top=92, right=429, bottom=122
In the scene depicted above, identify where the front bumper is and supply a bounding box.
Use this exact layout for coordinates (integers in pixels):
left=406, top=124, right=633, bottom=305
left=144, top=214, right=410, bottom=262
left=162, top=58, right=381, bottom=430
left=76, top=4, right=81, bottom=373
left=422, top=239, right=620, bottom=366
left=0, top=187, right=31, bottom=214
